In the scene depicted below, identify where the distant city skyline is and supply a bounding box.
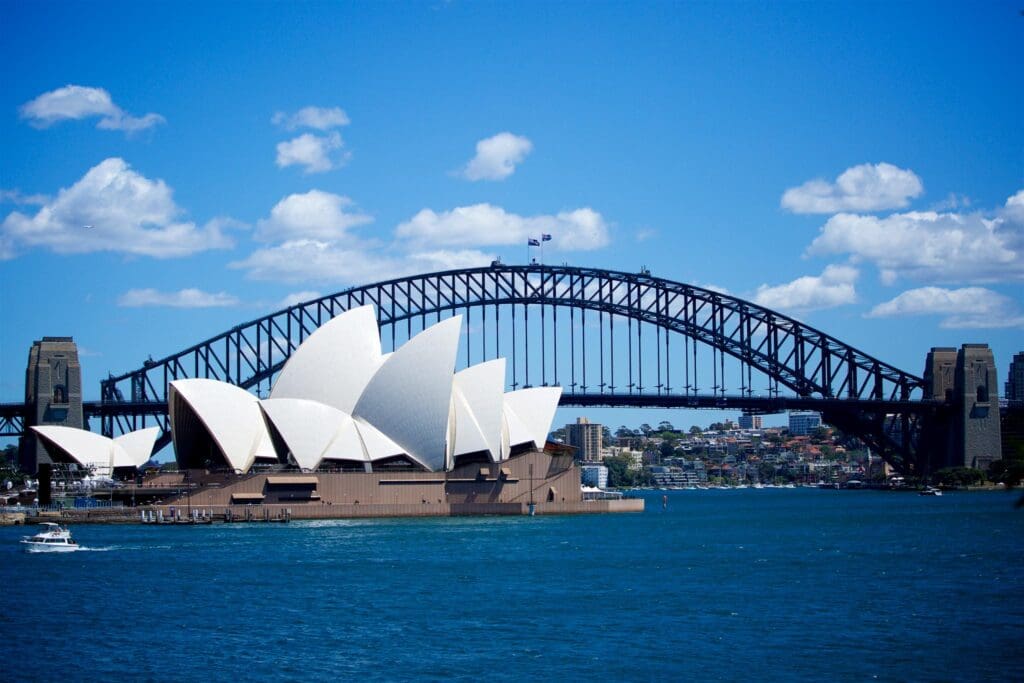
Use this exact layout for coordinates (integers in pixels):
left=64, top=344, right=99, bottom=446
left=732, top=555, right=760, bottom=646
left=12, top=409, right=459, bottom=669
left=2, top=2, right=1021, bottom=436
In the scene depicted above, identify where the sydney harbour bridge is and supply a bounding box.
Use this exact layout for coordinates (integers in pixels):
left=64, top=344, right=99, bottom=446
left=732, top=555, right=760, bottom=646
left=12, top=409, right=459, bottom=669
left=0, top=264, right=1002, bottom=475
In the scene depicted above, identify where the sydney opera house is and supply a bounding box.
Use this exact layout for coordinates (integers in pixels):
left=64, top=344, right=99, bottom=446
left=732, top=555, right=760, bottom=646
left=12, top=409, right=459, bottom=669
left=32, top=306, right=641, bottom=516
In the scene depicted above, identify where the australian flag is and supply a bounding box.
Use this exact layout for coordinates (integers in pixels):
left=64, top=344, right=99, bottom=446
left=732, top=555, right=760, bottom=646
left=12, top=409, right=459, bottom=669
left=541, top=233, right=552, bottom=242
left=528, top=238, right=541, bottom=247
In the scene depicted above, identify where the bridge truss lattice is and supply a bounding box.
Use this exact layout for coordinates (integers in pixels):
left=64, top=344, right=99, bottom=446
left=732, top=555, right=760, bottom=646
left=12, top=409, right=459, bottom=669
left=98, top=265, right=935, bottom=472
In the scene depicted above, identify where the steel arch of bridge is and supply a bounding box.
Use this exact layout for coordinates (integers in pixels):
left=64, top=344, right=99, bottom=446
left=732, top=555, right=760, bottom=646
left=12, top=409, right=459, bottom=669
left=99, top=264, right=933, bottom=469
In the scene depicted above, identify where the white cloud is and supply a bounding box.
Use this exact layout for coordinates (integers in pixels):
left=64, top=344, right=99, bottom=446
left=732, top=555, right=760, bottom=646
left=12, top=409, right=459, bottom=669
left=272, top=106, right=349, bottom=131
left=753, top=264, right=858, bottom=312
left=635, top=228, right=657, bottom=242
left=782, top=162, right=923, bottom=214
left=278, top=290, right=322, bottom=307
left=20, top=85, right=165, bottom=134
left=230, top=239, right=493, bottom=285
left=118, top=288, right=240, bottom=308
left=396, top=203, right=609, bottom=250
left=867, top=286, right=1024, bottom=329
left=0, top=158, right=236, bottom=259
left=275, top=132, right=348, bottom=173
left=255, top=190, right=372, bottom=242
left=806, top=189, right=1024, bottom=284
left=0, top=189, right=49, bottom=206
left=460, top=132, right=533, bottom=181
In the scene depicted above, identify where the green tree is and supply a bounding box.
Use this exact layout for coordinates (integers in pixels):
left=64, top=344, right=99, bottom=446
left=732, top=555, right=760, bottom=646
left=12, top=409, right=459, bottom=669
left=689, top=425, right=702, bottom=435
left=657, top=420, right=675, bottom=433
left=659, top=441, right=675, bottom=461
left=933, top=467, right=985, bottom=487
left=603, top=454, right=632, bottom=487
left=988, top=460, right=1024, bottom=487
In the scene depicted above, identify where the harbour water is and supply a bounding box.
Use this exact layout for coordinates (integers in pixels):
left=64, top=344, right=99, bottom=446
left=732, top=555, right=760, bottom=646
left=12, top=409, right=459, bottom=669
left=2, top=489, right=1022, bottom=681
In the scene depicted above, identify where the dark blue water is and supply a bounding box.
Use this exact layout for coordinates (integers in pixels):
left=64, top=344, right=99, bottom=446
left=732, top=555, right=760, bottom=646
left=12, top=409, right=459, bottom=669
left=2, top=489, right=1022, bottom=682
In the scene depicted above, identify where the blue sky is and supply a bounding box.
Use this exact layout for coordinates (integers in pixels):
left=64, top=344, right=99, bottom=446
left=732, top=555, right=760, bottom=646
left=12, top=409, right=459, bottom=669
left=2, top=1, right=1022, bottom=437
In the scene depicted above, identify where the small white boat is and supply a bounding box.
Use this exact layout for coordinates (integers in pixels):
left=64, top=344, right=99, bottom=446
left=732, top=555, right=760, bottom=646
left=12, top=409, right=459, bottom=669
left=21, top=523, right=80, bottom=552
left=919, top=486, right=943, bottom=497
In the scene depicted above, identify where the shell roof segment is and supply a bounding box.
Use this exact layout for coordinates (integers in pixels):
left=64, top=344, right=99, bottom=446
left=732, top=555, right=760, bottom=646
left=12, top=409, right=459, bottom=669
left=31, top=425, right=157, bottom=470
left=503, top=387, right=562, bottom=450
left=259, top=398, right=352, bottom=470
left=353, top=315, right=462, bottom=472
left=270, top=305, right=384, bottom=414
left=452, top=359, right=507, bottom=462
left=170, top=378, right=271, bottom=473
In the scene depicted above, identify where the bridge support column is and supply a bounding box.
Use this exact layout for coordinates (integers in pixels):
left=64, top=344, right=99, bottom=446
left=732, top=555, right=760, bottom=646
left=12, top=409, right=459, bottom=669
left=20, top=337, right=83, bottom=474
left=922, top=344, right=1002, bottom=473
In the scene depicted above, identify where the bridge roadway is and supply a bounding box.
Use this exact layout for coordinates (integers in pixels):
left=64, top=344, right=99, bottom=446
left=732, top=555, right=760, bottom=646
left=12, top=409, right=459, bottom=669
left=0, top=392, right=940, bottom=433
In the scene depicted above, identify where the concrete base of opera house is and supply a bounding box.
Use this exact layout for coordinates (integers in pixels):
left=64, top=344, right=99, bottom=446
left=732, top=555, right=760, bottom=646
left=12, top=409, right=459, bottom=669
left=52, top=450, right=645, bottom=522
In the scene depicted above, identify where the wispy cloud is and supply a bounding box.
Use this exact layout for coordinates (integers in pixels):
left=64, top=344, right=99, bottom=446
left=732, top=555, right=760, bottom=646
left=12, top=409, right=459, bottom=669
left=782, top=162, right=923, bottom=214
left=20, top=85, right=164, bottom=134
left=231, top=240, right=494, bottom=286
left=118, top=288, right=240, bottom=308
left=459, top=132, right=533, bottom=181
left=0, top=188, right=49, bottom=206
left=278, top=291, right=322, bottom=308
left=272, top=106, right=349, bottom=131
left=867, top=286, right=1024, bottom=329
left=1, top=158, right=237, bottom=259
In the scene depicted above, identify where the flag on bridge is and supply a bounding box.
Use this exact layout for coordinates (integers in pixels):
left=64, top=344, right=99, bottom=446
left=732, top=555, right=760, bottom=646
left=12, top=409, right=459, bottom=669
left=528, top=238, right=541, bottom=246
left=541, top=233, right=552, bottom=242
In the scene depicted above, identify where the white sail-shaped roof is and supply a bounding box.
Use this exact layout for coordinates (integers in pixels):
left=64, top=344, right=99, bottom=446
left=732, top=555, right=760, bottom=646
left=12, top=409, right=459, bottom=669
left=322, top=417, right=370, bottom=464
left=112, top=427, right=159, bottom=468
left=259, top=398, right=350, bottom=470
left=503, top=401, right=534, bottom=449
left=270, top=305, right=383, bottom=414
left=503, top=387, right=562, bottom=450
left=32, top=425, right=157, bottom=471
left=353, top=418, right=404, bottom=461
left=353, top=315, right=462, bottom=471
left=32, top=426, right=116, bottom=471
left=452, top=359, right=506, bottom=462
left=170, top=379, right=270, bottom=473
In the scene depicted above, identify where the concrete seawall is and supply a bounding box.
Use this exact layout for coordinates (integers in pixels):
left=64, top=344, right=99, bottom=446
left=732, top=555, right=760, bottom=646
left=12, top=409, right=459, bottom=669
left=44, top=497, right=644, bottom=524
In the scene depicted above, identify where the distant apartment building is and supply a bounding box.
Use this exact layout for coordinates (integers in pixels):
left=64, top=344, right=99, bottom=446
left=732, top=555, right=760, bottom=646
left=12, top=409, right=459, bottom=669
left=618, top=448, right=644, bottom=471
left=738, top=414, right=762, bottom=430
left=566, top=417, right=603, bottom=462
left=580, top=463, right=609, bottom=489
left=1006, top=352, right=1024, bottom=402
left=788, top=411, right=822, bottom=436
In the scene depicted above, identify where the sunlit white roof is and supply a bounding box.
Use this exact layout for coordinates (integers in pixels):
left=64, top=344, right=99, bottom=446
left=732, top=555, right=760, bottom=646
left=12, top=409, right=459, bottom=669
left=170, top=379, right=270, bottom=473
left=353, top=315, right=461, bottom=471
left=452, top=359, right=506, bottom=462
left=270, top=305, right=384, bottom=414
left=503, top=387, right=562, bottom=450
left=112, top=427, right=159, bottom=468
left=353, top=418, right=404, bottom=461
left=32, top=425, right=157, bottom=471
left=32, top=426, right=116, bottom=471
left=259, top=398, right=350, bottom=470
left=322, top=416, right=370, bottom=464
